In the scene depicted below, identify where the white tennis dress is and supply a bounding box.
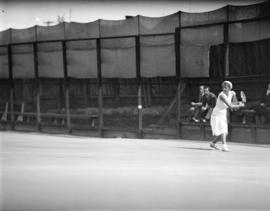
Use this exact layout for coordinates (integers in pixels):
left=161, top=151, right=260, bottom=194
left=210, top=91, right=234, bottom=136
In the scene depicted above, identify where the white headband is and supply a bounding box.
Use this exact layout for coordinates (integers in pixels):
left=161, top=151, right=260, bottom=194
left=223, top=81, right=233, bottom=90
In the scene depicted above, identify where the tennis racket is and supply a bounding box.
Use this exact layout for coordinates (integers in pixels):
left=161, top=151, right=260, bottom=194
left=240, top=91, right=247, bottom=104
left=232, top=91, right=238, bottom=104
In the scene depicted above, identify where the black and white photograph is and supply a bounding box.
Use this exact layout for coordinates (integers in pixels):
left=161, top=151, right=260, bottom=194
left=1, top=0, right=270, bottom=210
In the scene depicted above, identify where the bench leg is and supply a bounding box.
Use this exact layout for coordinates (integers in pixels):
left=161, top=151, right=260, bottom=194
left=91, top=119, right=95, bottom=127
left=53, top=117, right=58, bottom=125
left=61, top=118, right=65, bottom=125
left=1, top=112, right=8, bottom=122
left=26, top=117, right=30, bottom=123
left=242, top=115, right=246, bottom=124
left=17, top=115, right=23, bottom=122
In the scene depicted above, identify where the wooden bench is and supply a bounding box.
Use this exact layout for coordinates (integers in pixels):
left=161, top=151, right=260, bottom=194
left=0, top=102, right=26, bottom=122
left=230, top=108, right=256, bottom=124
left=18, top=112, right=99, bottom=127
left=0, top=102, right=9, bottom=121
left=0, top=102, right=99, bottom=127
left=41, top=113, right=99, bottom=127
left=179, top=120, right=270, bottom=144
left=230, top=100, right=270, bottom=124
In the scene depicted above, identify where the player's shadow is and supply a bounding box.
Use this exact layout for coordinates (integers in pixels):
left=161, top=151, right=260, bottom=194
left=174, top=146, right=212, bottom=151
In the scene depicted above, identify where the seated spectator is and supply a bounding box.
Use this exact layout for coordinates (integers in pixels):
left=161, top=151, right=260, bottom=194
left=253, top=83, right=270, bottom=124
left=190, top=85, right=204, bottom=122
left=201, top=86, right=217, bottom=122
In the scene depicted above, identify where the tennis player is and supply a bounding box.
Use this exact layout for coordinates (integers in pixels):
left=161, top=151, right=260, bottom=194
left=210, top=81, right=244, bottom=152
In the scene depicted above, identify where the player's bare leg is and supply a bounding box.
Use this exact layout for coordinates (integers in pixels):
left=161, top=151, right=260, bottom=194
left=210, top=136, right=219, bottom=149
left=221, top=133, right=230, bottom=152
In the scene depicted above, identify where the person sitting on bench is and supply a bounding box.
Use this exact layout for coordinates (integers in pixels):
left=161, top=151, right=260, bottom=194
left=253, top=83, right=270, bottom=124
left=190, top=85, right=204, bottom=122
left=201, top=86, right=217, bottom=123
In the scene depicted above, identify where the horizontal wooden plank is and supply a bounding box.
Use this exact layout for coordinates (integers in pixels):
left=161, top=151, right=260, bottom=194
left=10, top=112, right=98, bottom=119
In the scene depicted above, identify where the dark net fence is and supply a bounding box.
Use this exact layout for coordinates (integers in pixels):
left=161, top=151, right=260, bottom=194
left=1, top=1, right=270, bottom=134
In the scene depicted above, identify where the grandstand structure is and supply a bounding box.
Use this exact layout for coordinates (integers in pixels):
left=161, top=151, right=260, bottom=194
left=0, top=1, right=270, bottom=143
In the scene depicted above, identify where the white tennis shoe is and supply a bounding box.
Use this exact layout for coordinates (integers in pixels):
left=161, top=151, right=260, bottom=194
left=210, top=142, right=219, bottom=150
left=222, top=144, right=230, bottom=152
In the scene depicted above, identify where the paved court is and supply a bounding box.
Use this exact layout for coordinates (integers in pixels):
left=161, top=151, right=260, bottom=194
left=1, top=131, right=270, bottom=210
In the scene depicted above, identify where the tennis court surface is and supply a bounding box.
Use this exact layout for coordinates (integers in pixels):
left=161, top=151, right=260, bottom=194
left=1, top=131, right=270, bottom=210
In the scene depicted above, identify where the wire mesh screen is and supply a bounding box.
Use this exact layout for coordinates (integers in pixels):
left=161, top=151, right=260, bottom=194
left=102, top=78, right=139, bottom=133
left=180, top=24, right=224, bottom=78
left=210, top=38, right=270, bottom=77
left=141, top=77, right=178, bottom=134
left=1, top=1, right=270, bottom=135
left=68, top=78, right=99, bottom=130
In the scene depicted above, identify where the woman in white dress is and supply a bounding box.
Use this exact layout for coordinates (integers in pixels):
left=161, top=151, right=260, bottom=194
left=210, top=81, right=244, bottom=151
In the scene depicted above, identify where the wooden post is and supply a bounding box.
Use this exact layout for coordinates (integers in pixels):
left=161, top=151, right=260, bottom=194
left=83, top=79, right=89, bottom=106
left=251, top=126, right=257, bottom=144
left=142, top=78, right=152, bottom=107
left=96, top=38, right=104, bottom=137
left=175, top=27, right=182, bottom=138
left=33, top=43, right=41, bottom=131
left=62, top=41, right=71, bottom=133
left=224, top=6, right=230, bottom=80
left=224, top=29, right=229, bottom=79
left=138, top=86, right=143, bottom=137
left=85, top=79, right=91, bottom=106
left=115, top=78, right=120, bottom=107
left=147, top=78, right=152, bottom=106
left=142, top=79, right=147, bottom=107
left=135, top=36, right=143, bottom=138
left=8, top=44, right=15, bottom=130
left=224, top=6, right=231, bottom=140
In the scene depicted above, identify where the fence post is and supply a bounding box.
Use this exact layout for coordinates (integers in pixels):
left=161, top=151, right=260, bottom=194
left=96, top=38, right=104, bottom=137
left=8, top=44, right=15, bottom=130
left=135, top=36, right=143, bottom=138
left=62, top=41, right=71, bottom=133
left=224, top=6, right=232, bottom=141
left=175, top=27, right=182, bottom=138
left=224, top=6, right=230, bottom=80
left=33, top=43, right=41, bottom=131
